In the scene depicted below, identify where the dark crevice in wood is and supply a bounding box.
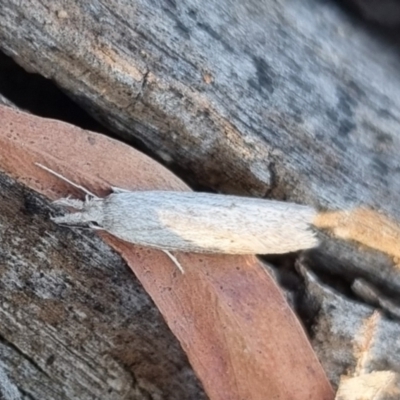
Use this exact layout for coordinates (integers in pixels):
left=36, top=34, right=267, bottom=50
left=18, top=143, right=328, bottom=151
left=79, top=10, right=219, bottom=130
left=0, top=51, right=108, bottom=133
left=335, top=0, right=400, bottom=28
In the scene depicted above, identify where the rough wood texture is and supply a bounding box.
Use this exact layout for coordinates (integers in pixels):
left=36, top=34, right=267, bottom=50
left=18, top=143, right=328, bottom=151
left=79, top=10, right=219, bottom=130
left=296, top=260, right=400, bottom=398
left=0, top=172, right=206, bottom=400
left=1, top=0, right=399, bottom=304
left=0, top=106, right=334, bottom=400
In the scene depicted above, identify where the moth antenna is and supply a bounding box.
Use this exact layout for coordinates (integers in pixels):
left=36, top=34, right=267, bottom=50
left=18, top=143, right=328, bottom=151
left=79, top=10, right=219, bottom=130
left=35, top=163, right=98, bottom=199
left=162, top=250, right=184, bottom=274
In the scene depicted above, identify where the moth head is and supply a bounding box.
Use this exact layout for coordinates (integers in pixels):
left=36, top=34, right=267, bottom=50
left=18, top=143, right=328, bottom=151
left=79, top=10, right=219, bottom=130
left=51, top=196, right=105, bottom=227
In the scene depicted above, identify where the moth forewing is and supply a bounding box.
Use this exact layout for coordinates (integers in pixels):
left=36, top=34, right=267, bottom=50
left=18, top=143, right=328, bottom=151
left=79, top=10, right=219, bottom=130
left=93, top=191, right=318, bottom=254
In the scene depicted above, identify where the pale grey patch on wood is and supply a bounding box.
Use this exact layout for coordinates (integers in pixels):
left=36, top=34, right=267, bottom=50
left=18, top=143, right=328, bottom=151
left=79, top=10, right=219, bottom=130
left=0, top=363, right=21, bottom=400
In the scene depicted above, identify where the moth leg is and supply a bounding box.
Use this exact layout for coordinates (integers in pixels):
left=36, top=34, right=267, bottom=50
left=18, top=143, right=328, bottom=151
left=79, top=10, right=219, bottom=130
left=50, top=214, right=104, bottom=230
left=51, top=212, right=87, bottom=226
left=53, top=197, right=85, bottom=210
left=162, top=250, right=184, bottom=274
left=88, top=223, right=104, bottom=230
left=111, top=187, right=130, bottom=193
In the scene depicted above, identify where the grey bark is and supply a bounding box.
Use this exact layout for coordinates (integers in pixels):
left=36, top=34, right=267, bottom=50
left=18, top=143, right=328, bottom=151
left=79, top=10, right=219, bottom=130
left=0, top=172, right=206, bottom=400
left=297, top=261, right=400, bottom=398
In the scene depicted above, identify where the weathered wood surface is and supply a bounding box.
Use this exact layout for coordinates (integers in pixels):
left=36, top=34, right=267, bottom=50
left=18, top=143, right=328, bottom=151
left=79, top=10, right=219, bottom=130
left=296, top=260, right=400, bottom=399
left=0, top=175, right=206, bottom=399
left=0, top=106, right=334, bottom=400
left=1, top=0, right=400, bottom=301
